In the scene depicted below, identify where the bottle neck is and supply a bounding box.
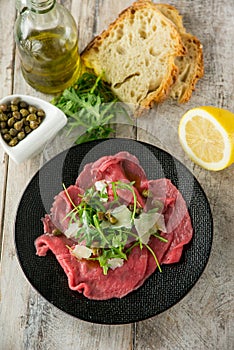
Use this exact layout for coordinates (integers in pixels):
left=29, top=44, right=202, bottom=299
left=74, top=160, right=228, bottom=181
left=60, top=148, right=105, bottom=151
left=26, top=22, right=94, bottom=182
left=27, top=0, right=55, bottom=13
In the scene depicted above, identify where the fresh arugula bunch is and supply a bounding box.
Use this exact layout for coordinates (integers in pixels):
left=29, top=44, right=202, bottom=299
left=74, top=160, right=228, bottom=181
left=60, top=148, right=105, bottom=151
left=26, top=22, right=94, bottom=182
left=63, top=180, right=167, bottom=274
left=52, top=72, right=130, bottom=144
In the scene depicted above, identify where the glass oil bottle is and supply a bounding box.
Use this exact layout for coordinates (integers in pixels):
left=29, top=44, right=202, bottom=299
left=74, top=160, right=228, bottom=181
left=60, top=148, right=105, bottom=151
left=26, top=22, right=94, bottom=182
left=14, top=0, right=81, bottom=94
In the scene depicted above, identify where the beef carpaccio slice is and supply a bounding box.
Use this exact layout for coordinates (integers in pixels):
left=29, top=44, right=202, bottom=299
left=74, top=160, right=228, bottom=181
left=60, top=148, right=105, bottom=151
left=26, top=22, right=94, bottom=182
left=35, top=152, right=193, bottom=300
left=35, top=234, right=149, bottom=300
left=42, top=185, right=84, bottom=234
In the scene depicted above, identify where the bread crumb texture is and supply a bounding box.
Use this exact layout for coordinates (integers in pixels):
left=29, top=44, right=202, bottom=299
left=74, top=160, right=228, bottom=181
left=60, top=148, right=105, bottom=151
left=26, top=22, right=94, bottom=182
left=157, top=4, right=204, bottom=103
left=81, top=1, right=204, bottom=109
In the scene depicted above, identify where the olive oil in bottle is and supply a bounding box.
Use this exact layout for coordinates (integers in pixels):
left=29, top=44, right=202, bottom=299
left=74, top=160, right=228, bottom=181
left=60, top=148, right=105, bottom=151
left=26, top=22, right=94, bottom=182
left=14, top=0, right=81, bottom=94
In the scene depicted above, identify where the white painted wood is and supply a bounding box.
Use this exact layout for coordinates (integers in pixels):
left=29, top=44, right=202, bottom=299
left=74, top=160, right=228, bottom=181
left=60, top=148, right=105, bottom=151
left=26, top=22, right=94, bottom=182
left=0, top=0, right=233, bottom=349
left=0, top=0, right=16, bottom=255
left=136, top=2, right=234, bottom=349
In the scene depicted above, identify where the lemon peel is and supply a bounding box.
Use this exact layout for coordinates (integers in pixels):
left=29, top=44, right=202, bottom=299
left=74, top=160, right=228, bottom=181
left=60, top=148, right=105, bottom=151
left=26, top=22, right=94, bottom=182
left=178, top=106, right=234, bottom=171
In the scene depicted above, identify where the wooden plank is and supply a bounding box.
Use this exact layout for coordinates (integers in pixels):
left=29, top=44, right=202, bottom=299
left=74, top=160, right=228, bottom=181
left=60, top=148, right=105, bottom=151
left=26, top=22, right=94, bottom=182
left=0, top=153, right=8, bottom=257
left=135, top=0, right=234, bottom=349
left=0, top=1, right=133, bottom=349
left=0, top=0, right=16, bottom=256
left=0, top=0, right=233, bottom=349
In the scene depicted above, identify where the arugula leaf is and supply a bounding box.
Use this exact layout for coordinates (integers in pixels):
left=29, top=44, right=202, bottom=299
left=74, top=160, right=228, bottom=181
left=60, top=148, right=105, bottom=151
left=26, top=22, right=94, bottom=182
left=52, top=72, right=131, bottom=144
left=63, top=180, right=167, bottom=275
left=93, top=248, right=126, bottom=275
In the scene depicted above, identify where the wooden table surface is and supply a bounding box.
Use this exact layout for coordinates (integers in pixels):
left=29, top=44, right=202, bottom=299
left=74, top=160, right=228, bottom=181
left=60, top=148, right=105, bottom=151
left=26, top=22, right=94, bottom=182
left=0, top=0, right=233, bottom=349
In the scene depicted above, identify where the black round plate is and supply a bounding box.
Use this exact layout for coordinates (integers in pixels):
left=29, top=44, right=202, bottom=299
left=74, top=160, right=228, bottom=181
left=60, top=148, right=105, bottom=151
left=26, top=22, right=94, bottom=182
left=15, top=139, right=213, bottom=324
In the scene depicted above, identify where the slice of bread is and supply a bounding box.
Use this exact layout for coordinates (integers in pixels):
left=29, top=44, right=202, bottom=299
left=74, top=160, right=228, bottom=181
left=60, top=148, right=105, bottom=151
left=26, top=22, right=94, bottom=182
left=171, top=33, right=204, bottom=103
left=156, top=4, right=204, bottom=103
left=81, top=0, right=186, bottom=109
left=155, top=3, right=186, bottom=35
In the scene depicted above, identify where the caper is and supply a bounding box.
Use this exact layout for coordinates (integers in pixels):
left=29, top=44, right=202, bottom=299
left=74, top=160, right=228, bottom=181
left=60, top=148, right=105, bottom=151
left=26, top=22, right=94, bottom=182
left=30, top=120, right=39, bottom=129
left=9, top=128, right=18, bottom=137
left=142, top=189, right=150, bottom=198
left=0, top=113, right=8, bottom=122
left=128, top=204, right=134, bottom=212
left=0, top=98, right=45, bottom=146
left=17, top=131, right=26, bottom=141
left=105, top=211, right=118, bottom=224
left=7, top=117, right=16, bottom=127
left=26, top=113, right=37, bottom=122
left=20, top=108, right=29, bottom=117
left=0, top=128, right=9, bottom=135
left=11, top=104, right=18, bottom=112
left=37, top=109, right=45, bottom=118
left=19, top=101, right=28, bottom=108
left=52, top=228, right=62, bottom=236
left=8, top=138, right=19, bottom=147
left=97, top=211, right=105, bottom=221
left=12, top=111, right=21, bottom=120
left=11, top=97, right=21, bottom=105
left=28, top=105, right=37, bottom=114
left=135, top=207, right=142, bottom=216
left=14, top=120, right=24, bottom=131
left=3, top=133, right=12, bottom=142
left=0, top=104, right=8, bottom=112
left=0, top=121, right=6, bottom=129
left=22, top=117, right=29, bottom=126
left=109, top=215, right=118, bottom=224
left=91, top=247, right=102, bottom=256
left=24, top=125, right=32, bottom=134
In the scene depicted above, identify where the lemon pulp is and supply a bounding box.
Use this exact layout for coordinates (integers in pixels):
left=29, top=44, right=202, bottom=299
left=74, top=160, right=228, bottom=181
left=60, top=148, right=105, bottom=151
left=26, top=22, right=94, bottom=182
left=178, top=106, right=234, bottom=171
left=185, top=115, right=225, bottom=163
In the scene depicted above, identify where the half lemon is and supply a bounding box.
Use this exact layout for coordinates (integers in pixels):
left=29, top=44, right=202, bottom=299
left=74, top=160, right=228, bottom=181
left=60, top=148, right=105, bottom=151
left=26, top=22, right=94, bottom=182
left=178, top=106, right=234, bottom=171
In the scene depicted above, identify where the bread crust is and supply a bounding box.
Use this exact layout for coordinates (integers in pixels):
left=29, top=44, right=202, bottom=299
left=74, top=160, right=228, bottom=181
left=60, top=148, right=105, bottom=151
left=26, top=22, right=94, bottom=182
left=156, top=3, right=204, bottom=103
left=155, top=3, right=186, bottom=34
left=173, top=33, right=204, bottom=103
left=140, top=60, right=179, bottom=108
left=82, top=1, right=186, bottom=59
left=81, top=0, right=186, bottom=109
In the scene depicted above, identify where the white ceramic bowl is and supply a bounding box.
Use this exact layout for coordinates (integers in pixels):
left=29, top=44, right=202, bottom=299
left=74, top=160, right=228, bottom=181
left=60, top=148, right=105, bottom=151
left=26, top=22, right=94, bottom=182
left=0, top=94, right=67, bottom=164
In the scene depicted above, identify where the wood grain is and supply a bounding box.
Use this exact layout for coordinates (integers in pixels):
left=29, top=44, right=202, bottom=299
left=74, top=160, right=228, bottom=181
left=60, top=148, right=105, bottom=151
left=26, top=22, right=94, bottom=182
left=0, top=0, right=16, bottom=256
left=0, top=0, right=233, bottom=349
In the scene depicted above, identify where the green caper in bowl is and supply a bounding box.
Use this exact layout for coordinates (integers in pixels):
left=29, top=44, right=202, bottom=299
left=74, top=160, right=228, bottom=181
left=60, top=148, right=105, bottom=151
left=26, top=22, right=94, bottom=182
left=0, top=94, right=67, bottom=164
left=0, top=97, right=45, bottom=147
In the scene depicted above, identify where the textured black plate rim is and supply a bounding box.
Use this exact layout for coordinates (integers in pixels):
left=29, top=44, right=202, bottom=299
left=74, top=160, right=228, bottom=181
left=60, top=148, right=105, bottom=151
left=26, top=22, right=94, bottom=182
left=14, top=138, right=213, bottom=325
